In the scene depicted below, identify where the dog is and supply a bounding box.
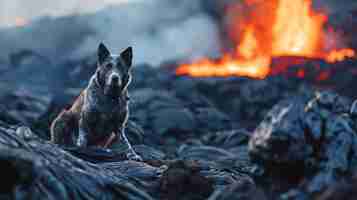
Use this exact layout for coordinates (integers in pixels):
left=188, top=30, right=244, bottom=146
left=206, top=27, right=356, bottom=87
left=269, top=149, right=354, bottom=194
left=50, top=43, right=142, bottom=161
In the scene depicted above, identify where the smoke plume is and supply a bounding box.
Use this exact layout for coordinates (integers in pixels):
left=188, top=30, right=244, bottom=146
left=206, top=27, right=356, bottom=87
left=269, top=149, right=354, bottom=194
left=0, top=0, right=221, bottom=66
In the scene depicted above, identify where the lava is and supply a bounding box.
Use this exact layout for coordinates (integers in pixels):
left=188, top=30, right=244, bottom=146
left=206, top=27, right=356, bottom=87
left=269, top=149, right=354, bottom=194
left=325, top=48, right=356, bottom=63
left=176, top=0, right=356, bottom=79
left=176, top=56, right=270, bottom=79
left=271, top=0, right=326, bottom=57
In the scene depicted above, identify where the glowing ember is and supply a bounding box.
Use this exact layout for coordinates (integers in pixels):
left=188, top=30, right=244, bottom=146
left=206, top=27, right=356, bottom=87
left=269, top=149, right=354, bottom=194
left=325, top=48, right=356, bottom=63
left=176, top=0, right=356, bottom=79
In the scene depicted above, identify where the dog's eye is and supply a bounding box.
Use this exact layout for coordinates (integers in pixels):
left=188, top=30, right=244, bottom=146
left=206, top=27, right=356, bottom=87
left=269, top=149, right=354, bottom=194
left=106, top=64, right=113, bottom=69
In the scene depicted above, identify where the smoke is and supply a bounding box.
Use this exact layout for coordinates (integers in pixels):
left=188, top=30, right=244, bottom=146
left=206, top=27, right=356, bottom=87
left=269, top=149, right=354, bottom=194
left=314, top=0, right=357, bottom=13
left=0, top=0, right=221, bottom=66
left=0, top=0, right=139, bottom=26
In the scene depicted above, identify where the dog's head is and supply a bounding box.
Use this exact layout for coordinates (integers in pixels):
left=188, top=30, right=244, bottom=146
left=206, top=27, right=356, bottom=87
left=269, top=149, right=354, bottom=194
left=95, top=43, right=133, bottom=98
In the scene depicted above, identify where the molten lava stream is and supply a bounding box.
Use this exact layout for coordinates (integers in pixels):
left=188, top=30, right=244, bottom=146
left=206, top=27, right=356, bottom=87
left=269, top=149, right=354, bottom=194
left=176, top=26, right=271, bottom=79
left=176, top=56, right=271, bottom=79
left=176, top=0, right=356, bottom=79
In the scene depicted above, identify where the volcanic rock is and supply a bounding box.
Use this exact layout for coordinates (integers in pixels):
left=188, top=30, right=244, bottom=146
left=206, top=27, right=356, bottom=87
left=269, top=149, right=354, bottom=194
left=317, top=172, right=357, bottom=200
left=207, top=180, right=266, bottom=200
left=0, top=126, right=155, bottom=200
left=159, top=160, right=213, bottom=200
left=130, top=88, right=196, bottom=136
left=0, top=90, right=52, bottom=126
left=249, top=91, right=357, bottom=195
left=0, top=123, right=261, bottom=200
left=2, top=44, right=357, bottom=200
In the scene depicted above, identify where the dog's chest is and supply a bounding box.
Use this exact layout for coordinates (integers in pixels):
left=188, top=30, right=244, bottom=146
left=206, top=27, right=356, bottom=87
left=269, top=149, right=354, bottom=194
left=83, top=105, right=127, bottom=142
left=87, top=98, right=128, bottom=126
left=97, top=108, right=121, bottom=122
left=93, top=100, right=127, bottom=121
left=83, top=85, right=129, bottom=133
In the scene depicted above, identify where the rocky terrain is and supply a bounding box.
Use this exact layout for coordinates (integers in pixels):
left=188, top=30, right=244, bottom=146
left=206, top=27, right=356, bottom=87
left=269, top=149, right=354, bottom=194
left=1, top=1, right=357, bottom=199
left=0, top=52, right=357, bottom=199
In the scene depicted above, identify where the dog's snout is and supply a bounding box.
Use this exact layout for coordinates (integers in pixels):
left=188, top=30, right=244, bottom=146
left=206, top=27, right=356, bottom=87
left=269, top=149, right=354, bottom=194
left=107, top=73, right=121, bottom=87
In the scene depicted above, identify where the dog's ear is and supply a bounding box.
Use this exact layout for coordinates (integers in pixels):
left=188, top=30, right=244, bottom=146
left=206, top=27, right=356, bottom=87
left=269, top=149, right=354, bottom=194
left=120, top=47, right=133, bottom=68
left=98, top=43, right=110, bottom=65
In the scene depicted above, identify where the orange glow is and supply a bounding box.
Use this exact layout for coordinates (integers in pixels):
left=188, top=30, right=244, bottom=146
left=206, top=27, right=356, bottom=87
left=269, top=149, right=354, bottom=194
left=325, top=48, right=356, bottom=63
left=237, top=27, right=259, bottom=59
left=272, top=0, right=326, bottom=57
left=176, top=56, right=270, bottom=79
left=176, top=0, right=355, bottom=79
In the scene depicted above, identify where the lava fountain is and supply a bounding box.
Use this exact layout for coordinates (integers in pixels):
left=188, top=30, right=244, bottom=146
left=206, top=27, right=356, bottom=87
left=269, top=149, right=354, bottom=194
left=176, top=0, right=356, bottom=79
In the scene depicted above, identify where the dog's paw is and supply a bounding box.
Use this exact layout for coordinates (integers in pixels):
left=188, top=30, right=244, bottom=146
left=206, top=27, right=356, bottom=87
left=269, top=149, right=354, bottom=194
left=126, top=152, right=143, bottom=162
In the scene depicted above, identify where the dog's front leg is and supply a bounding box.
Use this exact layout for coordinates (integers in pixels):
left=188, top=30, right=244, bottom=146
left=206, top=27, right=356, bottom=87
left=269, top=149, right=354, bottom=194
left=119, top=128, right=142, bottom=161
left=77, top=119, right=88, bottom=147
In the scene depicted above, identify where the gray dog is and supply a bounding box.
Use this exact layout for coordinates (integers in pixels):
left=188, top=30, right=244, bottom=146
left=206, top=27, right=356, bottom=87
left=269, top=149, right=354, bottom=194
left=51, top=43, right=142, bottom=161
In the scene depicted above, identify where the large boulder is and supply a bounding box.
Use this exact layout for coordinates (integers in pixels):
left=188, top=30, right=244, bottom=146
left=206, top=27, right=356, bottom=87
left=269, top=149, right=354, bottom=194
left=249, top=91, right=357, bottom=196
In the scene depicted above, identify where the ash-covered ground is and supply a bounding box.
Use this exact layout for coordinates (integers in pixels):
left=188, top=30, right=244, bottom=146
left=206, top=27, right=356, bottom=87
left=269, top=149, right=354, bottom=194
left=1, top=1, right=357, bottom=200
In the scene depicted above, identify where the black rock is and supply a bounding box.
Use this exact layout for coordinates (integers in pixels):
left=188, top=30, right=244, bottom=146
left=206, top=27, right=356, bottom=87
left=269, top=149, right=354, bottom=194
left=0, top=90, right=52, bottom=126
left=159, top=160, right=214, bottom=200
left=316, top=172, right=357, bottom=200
left=249, top=91, right=357, bottom=195
left=0, top=126, right=155, bottom=200
left=208, top=180, right=266, bottom=200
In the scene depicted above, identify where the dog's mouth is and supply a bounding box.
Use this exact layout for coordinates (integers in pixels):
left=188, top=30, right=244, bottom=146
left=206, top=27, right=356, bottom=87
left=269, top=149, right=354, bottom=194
left=104, top=84, right=121, bottom=99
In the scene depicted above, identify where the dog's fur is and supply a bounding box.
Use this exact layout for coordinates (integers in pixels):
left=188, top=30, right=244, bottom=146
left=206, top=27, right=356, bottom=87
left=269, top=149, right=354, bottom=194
left=51, top=43, right=141, bottom=161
